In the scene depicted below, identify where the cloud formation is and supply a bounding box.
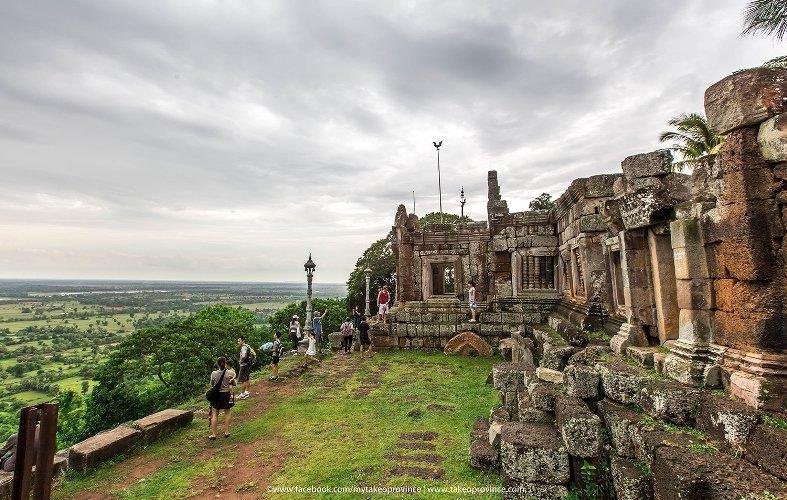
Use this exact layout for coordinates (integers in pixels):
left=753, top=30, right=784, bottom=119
left=0, top=0, right=783, bottom=282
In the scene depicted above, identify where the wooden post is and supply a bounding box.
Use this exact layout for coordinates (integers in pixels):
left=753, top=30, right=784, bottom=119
left=11, top=407, right=38, bottom=500
left=33, top=404, right=58, bottom=500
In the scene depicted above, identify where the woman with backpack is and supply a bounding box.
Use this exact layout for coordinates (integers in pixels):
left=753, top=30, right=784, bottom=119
left=208, top=356, right=236, bottom=440
left=340, top=317, right=354, bottom=354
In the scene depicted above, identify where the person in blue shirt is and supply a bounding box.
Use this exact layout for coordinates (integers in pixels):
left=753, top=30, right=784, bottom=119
left=312, top=309, right=328, bottom=354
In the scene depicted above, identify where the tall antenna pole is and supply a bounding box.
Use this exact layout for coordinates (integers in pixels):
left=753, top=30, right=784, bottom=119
left=433, top=140, right=443, bottom=223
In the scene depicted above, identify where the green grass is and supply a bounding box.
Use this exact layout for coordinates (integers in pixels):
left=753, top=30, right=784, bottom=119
left=55, top=351, right=501, bottom=499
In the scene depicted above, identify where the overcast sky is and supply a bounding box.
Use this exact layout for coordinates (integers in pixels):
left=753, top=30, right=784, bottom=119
left=0, top=1, right=783, bottom=283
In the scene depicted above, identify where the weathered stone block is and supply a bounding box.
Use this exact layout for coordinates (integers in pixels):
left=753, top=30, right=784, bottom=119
left=492, top=363, right=526, bottom=393
left=626, top=346, right=656, bottom=367
left=541, top=345, right=579, bottom=371
left=621, top=150, right=673, bottom=179
left=598, top=399, right=641, bottom=457
left=759, top=112, right=787, bottom=160
left=745, top=422, right=787, bottom=480
left=696, top=395, right=759, bottom=449
left=638, top=380, right=700, bottom=426
left=500, top=422, right=570, bottom=485
left=69, top=425, right=141, bottom=471
left=672, top=245, right=709, bottom=280
left=444, top=331, right=493, bottom=357
left=652, top=439, right=787, bottom=499
left=517, top=391, right=554, bottom=423
left=677, top=308, right=713, bottom=344
left=705, top=67, right=787, bottom=135
left=536, top=366, right=564, bottom=384
left=567, top=345, right=611, bottom=366
left=133, top=409, right=193, bottom=443
left=470, top=437, right=499, bottom=470
left=528, top=381, right=560, bottom=412
left=611, top=456, right=653, bottom=500
left=563, top=364, right=600, bottom=399
left=676, top=278, right=714, bottom=310
left=596, top=361, right=648, bottom=405
left=554, top=395, right=602, bottom=457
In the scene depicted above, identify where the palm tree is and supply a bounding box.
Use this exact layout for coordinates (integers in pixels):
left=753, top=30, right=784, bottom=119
left=742, top=0, right=787, bottom=40
left=658, top=113, right=723, bottom=171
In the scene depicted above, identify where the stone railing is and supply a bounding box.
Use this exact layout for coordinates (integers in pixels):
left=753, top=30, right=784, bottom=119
left=0, top=408, right=193, bottom=498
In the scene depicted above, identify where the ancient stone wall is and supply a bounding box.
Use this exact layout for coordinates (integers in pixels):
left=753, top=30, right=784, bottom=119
left=388, top=66, right=787, bottom=411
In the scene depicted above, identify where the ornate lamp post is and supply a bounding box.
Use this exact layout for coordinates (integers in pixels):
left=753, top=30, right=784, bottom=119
left=364, top=267, right=372, bottom=316
left=460, top=186, right=466, bottom=219
left=304, top=254, right=316, bottom=337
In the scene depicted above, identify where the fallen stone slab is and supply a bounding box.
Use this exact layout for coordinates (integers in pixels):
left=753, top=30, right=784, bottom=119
left=563, top=364, right=600, bottom=399
left=567, top=345, right=612, bottom=366
left=471, top=417, right=490, bottom=440
left=745, top=422, right=787, bottom=481
left=541, top=344, right=579, bottom=371
left=500, top=422, right=569, bottom=485
left=596, top=360, right=648, bottom=405
left=69, top=425, right=141, bottom=471
left=621, top=150, right=672, bottom=179
left=598, top=399, right=642, bottom=458
left=536, top=366, right=564, bottom=384
left=611, top=456, right=653, bottom=500
left=444, top=331, right=493, bottom=357
left=133, top=408, right=194, bottom=443
left=470, top=437, right=498, bottom=471
left=0, top=471, right=11, bottom=499
left=638, top=380, right=700, bottom=426
left=652, top=440, right=787, bottom=499
left=555, top=395, right=602, bottom=458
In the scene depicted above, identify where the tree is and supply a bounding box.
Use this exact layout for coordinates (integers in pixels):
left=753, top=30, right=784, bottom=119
left=346, top=237, right=396, bottom=314
left=743, top=0, right=787, bottom=40
left=658, top=113, right=723, bottom=170
left=529, top=193, right=554, bottom=211
left=267, top=297, right=348, bottom=338
left=417, top=212, right=472, bottom=229
left=83, top=305, right=261, bottom=435
left=81, top=380, right=89, bottom=393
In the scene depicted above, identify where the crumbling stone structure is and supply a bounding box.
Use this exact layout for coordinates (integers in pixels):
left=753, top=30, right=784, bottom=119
left=384, top=66, right=787, bottom=414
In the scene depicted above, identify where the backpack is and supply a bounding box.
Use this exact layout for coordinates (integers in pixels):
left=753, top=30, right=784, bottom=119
left=247, top=345, right=257, bottom=364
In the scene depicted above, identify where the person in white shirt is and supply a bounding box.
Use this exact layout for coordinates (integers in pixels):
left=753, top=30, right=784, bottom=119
left=303, top=331, right=319, bottom=366
left=468, top=281, right=478, bottom=323
left=289, top=315, right=301, bottom=353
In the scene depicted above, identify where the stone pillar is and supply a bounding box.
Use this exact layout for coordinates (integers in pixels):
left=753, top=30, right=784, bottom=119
left=609, top=230, right=650, bottom=353
left=647, top=226, right=679, bottom=343
left=664, top=216, right=722, bottom=387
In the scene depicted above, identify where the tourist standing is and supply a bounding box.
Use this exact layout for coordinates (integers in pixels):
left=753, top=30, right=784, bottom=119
left=468, top=280, right=478, bottom=323
left=269, top=332, right=282, bottom=380
left=340, top=317, right=354, bottom=354
left=312, top=309, right=328, bottom=353
left=289, top=315, right=301, bottom=352
left=352, top=306, right=362, bottom=330
left=358, top=315, right=372, bottom=358
left=303, top=330, right=320, bottom=366
left=208, top=357, right=236, bottom=440
left=377, top=285, right=390, bottom=323
left=237, top=336, right=253, bottom=400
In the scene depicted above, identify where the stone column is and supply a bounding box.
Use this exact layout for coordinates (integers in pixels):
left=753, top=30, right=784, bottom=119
left=609, top=230, right=650, bottom=353
left=646, top=226, right=679, bottom=343
left=364, top=269, right=372, bottom=316
left=664, top=216, right=722, bottom=387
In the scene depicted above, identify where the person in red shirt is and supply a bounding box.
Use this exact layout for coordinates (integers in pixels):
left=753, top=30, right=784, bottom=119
left=377, top=285, right=390, bottom=323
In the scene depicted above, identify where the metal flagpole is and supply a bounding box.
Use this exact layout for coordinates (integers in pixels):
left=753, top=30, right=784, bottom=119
left=433, top=141, right=443, bottom=223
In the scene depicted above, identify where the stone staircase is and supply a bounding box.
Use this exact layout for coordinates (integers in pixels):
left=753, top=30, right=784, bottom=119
left=469, top=320, right=787, bottom=499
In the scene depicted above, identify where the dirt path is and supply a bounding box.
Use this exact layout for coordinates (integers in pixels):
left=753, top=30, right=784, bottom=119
left=69, top=353, right=364, bottom=500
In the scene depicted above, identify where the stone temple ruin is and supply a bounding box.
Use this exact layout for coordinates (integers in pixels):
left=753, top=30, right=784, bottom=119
left=373, top=67, right=787, bottom=497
